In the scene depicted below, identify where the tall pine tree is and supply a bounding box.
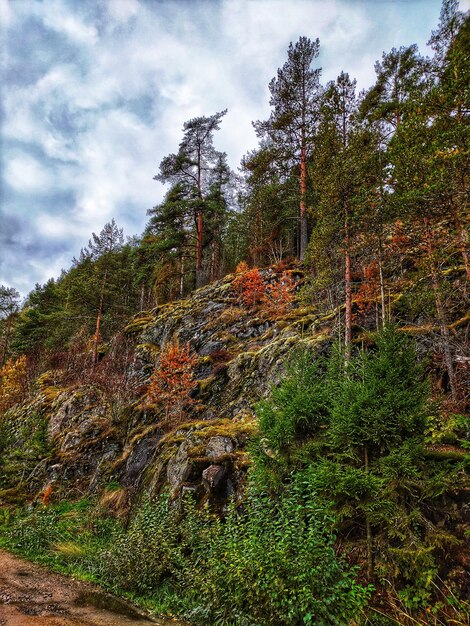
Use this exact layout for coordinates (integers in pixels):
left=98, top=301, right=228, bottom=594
left=254, top=37, right=322, bottom=260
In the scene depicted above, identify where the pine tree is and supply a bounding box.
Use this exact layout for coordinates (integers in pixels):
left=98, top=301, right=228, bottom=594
left=254, top=37, right=322, bottom=260
left=239, top=145, right=296, bottom=266
left=360, top=44, right=425, bottom=132
left=386, top=5, right=469, bottom=400
left=310, top=72, right=365, bottom=359
left=143, top=182, right=195, bottom=301
left=81, top=220, right=125, bottom=364
left=428, top=2, right=469, bottom=278
left=85, top=218, right=124, bottom=259
left=0, top=286, right=20, bottom=366
left=205, top=152, right=232, bottom=281
left=155, top=110, right=228, bottom=287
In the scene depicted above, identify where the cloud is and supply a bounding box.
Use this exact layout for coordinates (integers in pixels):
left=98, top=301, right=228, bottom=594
left=1, top=0, right=448, bottom=296
left=0, top=0, right=13, bottom=28
left=4, top=153, right=55, bottom=193
left=106, top=0, right=141, bottom=23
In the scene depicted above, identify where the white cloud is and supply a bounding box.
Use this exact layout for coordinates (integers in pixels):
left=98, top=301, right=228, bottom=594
left=4, top=154, right=54, bottom=193
left=106, top=0, right=141, bottom=23
left=35, top=213, right=79, bottom=239
left=43, top=12, right=98, bottom=45
left=0, top=0, right=13, bottom=29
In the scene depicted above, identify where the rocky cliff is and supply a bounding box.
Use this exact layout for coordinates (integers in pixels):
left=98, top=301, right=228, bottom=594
left=1, top=264, right=467, bottom=515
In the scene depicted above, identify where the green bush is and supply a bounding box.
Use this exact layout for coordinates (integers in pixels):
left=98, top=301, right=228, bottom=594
left=100, top=495, right=185, bottom=594
left=329, top=326, right=429, bottom=462
left=183, top=479, right=371, bottom=626
left=256, top=349, right=331, bottom=455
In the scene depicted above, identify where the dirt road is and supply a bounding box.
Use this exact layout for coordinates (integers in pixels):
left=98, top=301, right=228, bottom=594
left=0, top=549, right=184, bottom=626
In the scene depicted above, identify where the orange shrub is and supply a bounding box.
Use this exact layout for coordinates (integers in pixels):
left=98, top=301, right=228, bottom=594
left=235, top=261, right=249, bottom=274
left=233, top=266, right=266, bottom=308
left=354, top=262, right=379, bottom=319
left=41, top=484, right=54, bottom=507
left=147, top=336, right=198, bottom=424
left=264, top=271, right=295, bottom=316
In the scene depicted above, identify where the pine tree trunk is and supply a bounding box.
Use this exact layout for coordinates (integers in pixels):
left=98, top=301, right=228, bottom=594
left=195, top=144, right=204, bottom=289
left=92, top=294, right=104, bottom=366
left=1, top=316, right=12, bottom=367
left=454, top=210, right=470, bottom=280
left=210, top=239, right=218, bottom=282
left=92, top=270, right=107, bottom=366
left=196, top=208, right=203, bottom=288
left=345, top=217, right=352, bottom=362
left=299, top=142, right=308, bottom=261
left=425, top=220, right=457, bottom=399
left=377, top=240, right=387, bottom=327
left=180, top=256, right=185, bottom=298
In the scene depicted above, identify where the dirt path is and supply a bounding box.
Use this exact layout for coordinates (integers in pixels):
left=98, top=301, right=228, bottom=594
left=0, top=549, right=185, bottom=626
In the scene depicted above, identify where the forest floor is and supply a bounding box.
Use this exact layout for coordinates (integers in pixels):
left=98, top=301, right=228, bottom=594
left=0, top=549, right=185, bottom=626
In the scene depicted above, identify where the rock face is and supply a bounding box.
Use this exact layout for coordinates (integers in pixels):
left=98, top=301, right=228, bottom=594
left=202, top=465, right=226, bottom=491
left=2, top=266, right=332, bottom=506
left=206, top=436, right=234, bottom=457
left=129, top=267, right=328, bottom=424
left=2, top=263, right=468, bottom=510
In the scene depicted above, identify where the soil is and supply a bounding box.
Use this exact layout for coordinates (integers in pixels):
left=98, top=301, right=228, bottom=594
left=0, top=549, right=185, bottom=626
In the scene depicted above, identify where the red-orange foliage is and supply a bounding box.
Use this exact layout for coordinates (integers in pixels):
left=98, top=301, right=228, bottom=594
left=0, top=355, right=27, bottom=413
left=264, top=271, right=295, bottom=316
left=233, top=265, right=266, bottom=308
left=235, top=261, right=249, bottom=274
left=147, top=336, right=198, bottom=424
left=41, top=484, right=53, bottom=507
left=354, top=262, right=379, bottom=320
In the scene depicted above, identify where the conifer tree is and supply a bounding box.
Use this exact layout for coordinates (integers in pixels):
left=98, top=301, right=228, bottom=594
left=310, top=72, right=364, bottom=358
left=144, top=182, right=195, bottom=301
left=0, top=286, right=20, bottom=366
left=386, top=4, right=469, bottom=399
left=155, top=110, right=228, bottom=287
left=360, top=45, right=425, bottom=132
left=239, top=145, right=295, bottom=266
left=329, top=327, right=428, bottom=576
left=254, top=37, right=322, bottom=260
left=205, top=152, right=233, bottom=281
left=428, top=2, right=469, bottom=278
left=81, top=220, right=125, bottom=364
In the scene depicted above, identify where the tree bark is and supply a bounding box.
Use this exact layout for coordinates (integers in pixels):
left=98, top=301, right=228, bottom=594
left=425, top=220, right=457, bottom=400
left=454, top=210, right=470, bottom=280
left=180, top=256, right=185, bottom=298
left=196, top=208, right=203, bottom=287
left=345, top=216, right=352, bottom=362
left=299, top=142, right=308, bottom=260
left=195, top=145, right=204, bottom=288
left=377, top=239, right=387, bottom=327
left=92, top=270, right=107, bottom=366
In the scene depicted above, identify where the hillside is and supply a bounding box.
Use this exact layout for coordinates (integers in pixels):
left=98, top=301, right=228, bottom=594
left=0, top=262, right=469, bottom=625
left=1, top=1, right=469, bottom=624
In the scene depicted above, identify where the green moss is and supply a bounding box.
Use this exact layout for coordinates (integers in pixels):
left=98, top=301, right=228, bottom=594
left=135, top=343, right=160, bottom=355
left=124, top=315, right=154, bottom=334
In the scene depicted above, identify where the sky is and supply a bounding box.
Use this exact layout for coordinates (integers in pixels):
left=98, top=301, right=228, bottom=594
left=1, top=0, right=468, bottom=297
